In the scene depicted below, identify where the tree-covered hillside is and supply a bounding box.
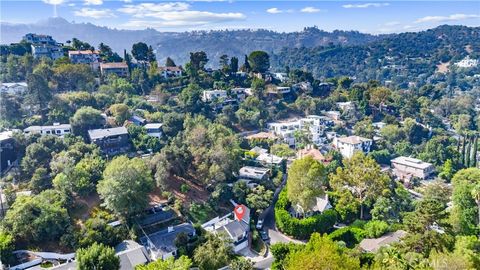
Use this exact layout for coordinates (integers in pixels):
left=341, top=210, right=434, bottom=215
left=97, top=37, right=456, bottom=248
left=272, top=25, right=480, bottom=88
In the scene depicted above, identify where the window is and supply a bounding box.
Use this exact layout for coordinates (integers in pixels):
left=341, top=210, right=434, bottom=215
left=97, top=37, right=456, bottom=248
left=56, top=130, right=61, bottom=134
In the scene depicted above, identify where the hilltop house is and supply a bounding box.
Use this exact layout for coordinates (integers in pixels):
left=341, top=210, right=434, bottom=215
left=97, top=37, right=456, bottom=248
left=24, top=33, right=63, bottom=60
left=159, top=66, right=183, bottom=78
left=391, top=156, right=435, bottom=180
left=297, top=146, right=329, bottom=164
left=100, top=62, right=129, bottom=77
left=140, top=223, right=196, bottom=260
left=202, top=205, right=250, bottom=253
left=68, top=50, right=100, bottom=69
left=333, top=135, right=372, bottom=158
left=88, top=127, right=130, bottom=156
left=24, top=123, right=71, bottom=136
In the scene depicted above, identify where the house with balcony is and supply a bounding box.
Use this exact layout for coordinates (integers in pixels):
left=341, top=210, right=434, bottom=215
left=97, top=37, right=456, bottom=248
left=31, top=44, right=64, bottom=60
left=159, top=66, right=183, bottom=78
left=68, top=50, right=100, bottom=69
left=333, top=135, right=372, bottom=158
left=100, top=62, right=129, bottom=77
left=268, top=115, right=331, bottom=147
left=391, top=156, right=435, bottom=181
left=202, top=90, right=227, bottom=102
left=88, top=127, right=130, bottom=156
left=24, top=123, right=71, bottom=136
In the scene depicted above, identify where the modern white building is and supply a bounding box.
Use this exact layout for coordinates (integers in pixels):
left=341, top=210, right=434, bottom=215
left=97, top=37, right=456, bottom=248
left=202, top=90, right=227, bottom=102
left=391, top=156, right=435, bottom=180
left=24, top=123, right=71, bottom=136
left=267, top=115, right=332, bottom=147
left=1, top=82, right=27, bottom=94
left=144, top=123, right=163, bottom=139
left=333, top=135, right=372, bottom=158
left=238, top=166, right=270, bottom=181
left=256, top=153, right=284, bottom=166
left=159, top=66, right=183, bottom=78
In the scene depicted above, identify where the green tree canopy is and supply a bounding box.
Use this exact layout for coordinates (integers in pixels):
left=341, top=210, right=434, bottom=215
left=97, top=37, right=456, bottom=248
left=76, top=242, right=120, bottom=270
left=248, top=51, right=270, bottom=73
left=70, top=106, right=105, bottom=140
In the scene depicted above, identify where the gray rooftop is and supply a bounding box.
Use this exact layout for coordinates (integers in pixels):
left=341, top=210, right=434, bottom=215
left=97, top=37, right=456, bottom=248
left=140, top=223, right=195, bottom=256
left=115, top=240, right=149, bottom=270
left=88, top=126, right=128, bottom=140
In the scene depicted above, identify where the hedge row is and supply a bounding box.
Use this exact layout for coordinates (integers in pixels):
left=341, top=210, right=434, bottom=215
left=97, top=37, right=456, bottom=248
left=274, top=189, right=337, bottom=240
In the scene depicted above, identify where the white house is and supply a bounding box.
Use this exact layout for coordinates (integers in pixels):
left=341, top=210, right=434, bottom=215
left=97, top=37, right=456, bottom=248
left=202, top=90, right=227, bottom=102
left=144, top=123, right=163, bottom=139
left=238, top=166, right=270, bottom=181
left=202, top=205, right=250, bottom=253
left=267, top=115, right=331, bottom=147
left=24, top=123, right=71, bottom=136
left=1, top=82, right=28, bottom=94
left=333, top=135, right=372, bottom=158
left=256, top=153, right=284, bottom=166
left=391, top=156, right=435, bottom=180
left=68, top=50, right=100, bottom=69
left=159, top=66, right=183, bottom=78
left=272, top=72, right=288, bottom=82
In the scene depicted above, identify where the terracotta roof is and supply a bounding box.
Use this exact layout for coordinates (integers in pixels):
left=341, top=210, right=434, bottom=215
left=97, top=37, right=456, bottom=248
left=297, top=148, right=326, bottom=162
left=100, top=62, right=128, bottom=69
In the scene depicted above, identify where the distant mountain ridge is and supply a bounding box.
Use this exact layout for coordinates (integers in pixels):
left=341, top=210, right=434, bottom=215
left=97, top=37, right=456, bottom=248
left=1, top=17, right=383, bottom=65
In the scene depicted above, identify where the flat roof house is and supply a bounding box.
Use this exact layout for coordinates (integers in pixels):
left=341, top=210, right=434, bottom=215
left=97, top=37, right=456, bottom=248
left=24, top=123, right=71, bottom=137
left=140, top=223, right=196, bottom=261
left=202, top=90, right=227, bottom=102
left=333, top=135, right=372, bottom=159
left=391, top=156, right=435, bottom=180
left=238, top=166, right=270, bottom=181
left=159, top=66, right=183, bottom=79
left=88, top=126, right=130, bottom=156
left=100, top=62, right=129, bottom=77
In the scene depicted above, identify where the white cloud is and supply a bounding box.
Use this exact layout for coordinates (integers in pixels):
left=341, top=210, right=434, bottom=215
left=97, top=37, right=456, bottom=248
left=68, top=3, right=76, bottom=7
left=384, top=21, right=400, bottom=26
left=42, top=0, right=66, bottom=5
left=74, top=8, right=116, bottom=18
left=342, top=3, right=389, bottom=9
left=266, top=7, right=293, bottom=14
left=415, top=13, right=480, bottom=23
left=123, top=0, right=132, bottom=2
left=301, top=7, right=321, bottom=13
left=118, top=2, right=245, bottom=28
left=266, top=8, right=282, bottom=14
left=84, top=0, right=103, bottom=5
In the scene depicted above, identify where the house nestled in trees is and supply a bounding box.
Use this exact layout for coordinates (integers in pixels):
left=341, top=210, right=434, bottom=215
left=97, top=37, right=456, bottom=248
left=100, top=62, right=129, bottom=77
left=24, top=123, right=72, bottom=137
left=391, top=156, right=435, bottom=180
left=158, top=66, right=183, bottom=79
left=24, top=33, right=64, bottom=60
left=88, top=126, right=130, bottom=156
left=290, top=194, right=332, bottom=218
left=333, top=135, right=372, bottom=158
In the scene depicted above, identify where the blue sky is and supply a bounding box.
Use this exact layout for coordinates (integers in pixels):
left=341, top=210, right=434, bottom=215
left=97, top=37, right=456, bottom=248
left=1, top=1, right=479, bottom=33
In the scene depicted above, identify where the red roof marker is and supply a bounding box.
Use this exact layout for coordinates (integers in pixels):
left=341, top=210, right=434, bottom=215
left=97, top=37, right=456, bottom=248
left=234, top=204, right=246, bottom=221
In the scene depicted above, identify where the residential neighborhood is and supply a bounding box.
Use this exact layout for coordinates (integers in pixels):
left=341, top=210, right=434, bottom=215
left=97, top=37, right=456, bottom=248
left=0, top=3, right=479, bottom=269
